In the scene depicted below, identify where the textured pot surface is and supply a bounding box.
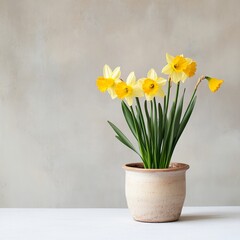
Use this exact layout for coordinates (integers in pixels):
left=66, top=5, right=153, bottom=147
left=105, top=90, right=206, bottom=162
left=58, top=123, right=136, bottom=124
left=123, top=162, right=189, bottom=223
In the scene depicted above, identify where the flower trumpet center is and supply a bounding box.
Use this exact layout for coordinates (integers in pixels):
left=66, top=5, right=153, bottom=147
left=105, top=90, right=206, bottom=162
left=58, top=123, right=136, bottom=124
left=115, top=82, right=133, bottom=99
left=184, top=61, right=197, bottom=77
left=142, top=79, right=159, bottom=95
left=171, top=56, right=188, bottom=72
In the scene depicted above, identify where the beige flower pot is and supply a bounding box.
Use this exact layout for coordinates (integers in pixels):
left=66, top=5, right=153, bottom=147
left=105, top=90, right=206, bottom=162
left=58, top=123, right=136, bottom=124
left=123, top=162, right=189, bottom=223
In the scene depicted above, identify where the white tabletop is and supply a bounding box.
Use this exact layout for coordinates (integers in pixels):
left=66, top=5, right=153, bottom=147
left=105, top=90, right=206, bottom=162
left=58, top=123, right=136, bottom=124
left=0, top=207, right=239, bottom=240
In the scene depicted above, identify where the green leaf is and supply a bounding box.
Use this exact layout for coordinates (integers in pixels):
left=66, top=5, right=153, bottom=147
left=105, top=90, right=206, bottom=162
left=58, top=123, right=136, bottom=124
left=130, top=107, right=145, bottom=150
left=158, top=102, right=163, bottom=132
left=135, top=105, right=151, bottom=164
left=157, top=102, right=163, bottom=167
left=173, top=89, right=185, bottom=139
left=108, top=121, right=138, bottom=154
left=130, top=107, right=149, bottom=167
left=164, top=101, right=176, bottom=159
left=144, top=101, right=151, bottom=137
left=153, top=98, right=158, bottom=168
left=166, top=95, right=197, bottom=165
left=135, top=98, right=148, bottom=144
left=176, top=95, right=197, bottom=142
left=121, top=101, right=137, bottom=139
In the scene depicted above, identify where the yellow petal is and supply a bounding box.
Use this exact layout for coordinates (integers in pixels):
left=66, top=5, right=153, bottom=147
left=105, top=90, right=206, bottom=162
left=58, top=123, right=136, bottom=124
left=137, top=78, right=146, bottom=96
left=156, top=77, right=167, bottom=86
left=147, top=69, right=157, bottom=80
left=145, top=94, right=154, bottom=101
left=162, top=64, right=172, bottom=75
left=180, top=73, right=188, bottom=83
left=112, top=67, right=121, bottom=79
left=166, top=53, right=174, bottom=64
left=133, top=86, right=144, bottom=98
left=157, top=88, right=165, bottom=97
left=103, top=64, right=112, bottom=78
left=137, top=78, right=145, bottom=88
left=107, top=87, right=117, bottom=99
left=114, top=78, right=122, bottom=84
left=125, top=96, right=134, bottom=106
left=126, top=72, right=136, bottom=85
left=171, top=71, right=183, bottom=84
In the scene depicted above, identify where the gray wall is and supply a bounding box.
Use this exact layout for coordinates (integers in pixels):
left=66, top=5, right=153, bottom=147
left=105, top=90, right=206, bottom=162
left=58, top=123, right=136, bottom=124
left=0, top=0, right=239, bottom=207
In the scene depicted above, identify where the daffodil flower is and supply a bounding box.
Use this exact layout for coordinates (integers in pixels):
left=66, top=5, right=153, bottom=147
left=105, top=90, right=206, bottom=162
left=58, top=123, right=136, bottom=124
left=115, top=72, right=143, bottom=106
left=96, top=64, right=121, bottom=99
left=162, top=53, right=196, bottom=83
left=205, top=77, right=224, bottom=92
left=139, top=69, right=166, bottom=101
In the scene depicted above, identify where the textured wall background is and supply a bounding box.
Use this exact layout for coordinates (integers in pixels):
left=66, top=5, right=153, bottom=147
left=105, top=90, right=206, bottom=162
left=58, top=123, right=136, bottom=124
left=0, top=0, right=239, bottom=207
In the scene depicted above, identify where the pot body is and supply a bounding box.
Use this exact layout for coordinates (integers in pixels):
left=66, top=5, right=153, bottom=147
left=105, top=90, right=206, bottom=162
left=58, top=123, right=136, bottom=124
left=123, top=162, right=189, bottom=223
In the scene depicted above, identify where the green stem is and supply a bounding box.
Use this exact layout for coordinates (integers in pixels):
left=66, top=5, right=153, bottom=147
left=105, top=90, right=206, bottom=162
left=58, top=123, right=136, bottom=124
left=183, top=75, right=205, bottom=119
left=130, top=106, right=148, bottom=168
left=165, top=82, right=180, bottom=168
left=153, top=98, right=158, bottom=168
left=164, top=80, right=171, bottom=117
left=135, top=98, right=151, bottom=167
left=159, top=79, right=171, bottom=168
left=162, top=79, right=171, bottom=138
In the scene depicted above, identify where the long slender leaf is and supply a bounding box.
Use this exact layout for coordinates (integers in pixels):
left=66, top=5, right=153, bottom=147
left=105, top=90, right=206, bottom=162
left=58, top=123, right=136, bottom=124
left=108, top=121, right=138, bottom=154
left=176, top=96, right=197, bottom=143
left=164, top=83, right=180, bottom=167
left=167, top=96, right=197, bottom=165
left=130, top=106, right=149, bottom=167
left=144, top=101, right=152, bottom=138
left=164, top=89, right=185, bottom=166
left=136, top=98, right=149, bottom=147
left=153, top=98, right=158, bottom=168
left=150, top=101, right=154, bottom=158
left=157, top=102, right=163, bottom=167
left=121, top=101, right=137, bottom=139
left=173, top=89, right=186, bottom=139
left=144, top=100, right=153, bottom=167
left=135, top=105, right=151, bottom=167
left=164, top=100, right=177, bottom=167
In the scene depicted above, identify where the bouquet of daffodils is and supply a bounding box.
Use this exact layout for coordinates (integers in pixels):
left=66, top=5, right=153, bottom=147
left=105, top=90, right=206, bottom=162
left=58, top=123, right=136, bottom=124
left=96, top=53, right=223, bottom=169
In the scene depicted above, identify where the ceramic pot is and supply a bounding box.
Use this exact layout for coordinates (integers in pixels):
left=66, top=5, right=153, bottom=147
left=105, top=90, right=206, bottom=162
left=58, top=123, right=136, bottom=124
left=123, top=162, right=189, bottom=223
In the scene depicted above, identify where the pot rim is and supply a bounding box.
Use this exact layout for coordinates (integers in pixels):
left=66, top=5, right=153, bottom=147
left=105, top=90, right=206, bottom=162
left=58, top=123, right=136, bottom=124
left=123, top=162, right=189, bottom=172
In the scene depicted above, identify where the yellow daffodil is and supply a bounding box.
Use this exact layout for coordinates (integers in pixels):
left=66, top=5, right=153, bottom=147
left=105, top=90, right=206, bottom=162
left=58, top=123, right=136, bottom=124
left=138, top=69, right=166, bottom=101
left=96, top=64, right=121, bottom=99
left=115, top=72, right=143, bottom=106
left=205, top=77, right=224, bottom=92
left=162, top=53, right=196, bottom=83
